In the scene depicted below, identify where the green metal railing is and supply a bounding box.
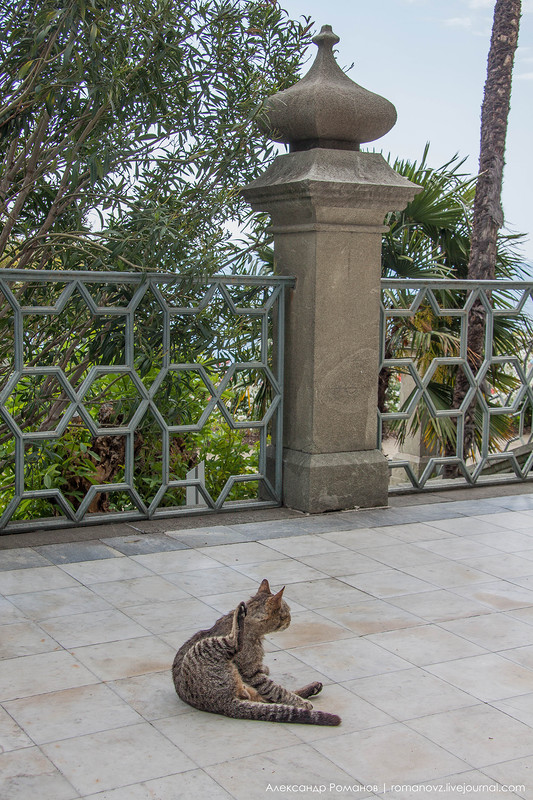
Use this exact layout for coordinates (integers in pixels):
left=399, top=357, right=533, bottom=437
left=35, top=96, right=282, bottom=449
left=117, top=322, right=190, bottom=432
left=0, top=270, right=293, bottom=533
left=380, top=278, right=533, bottom=492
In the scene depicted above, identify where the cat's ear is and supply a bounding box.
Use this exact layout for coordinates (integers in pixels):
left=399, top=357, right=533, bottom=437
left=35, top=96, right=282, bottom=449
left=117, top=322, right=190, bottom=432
left=267, top=586, right=285, bottom=610
left=258, top=578, right=271, bottom=595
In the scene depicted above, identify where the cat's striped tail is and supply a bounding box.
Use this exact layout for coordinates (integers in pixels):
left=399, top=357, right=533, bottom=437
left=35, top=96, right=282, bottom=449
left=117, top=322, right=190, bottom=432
left=229, top=699, right=341, bottom=726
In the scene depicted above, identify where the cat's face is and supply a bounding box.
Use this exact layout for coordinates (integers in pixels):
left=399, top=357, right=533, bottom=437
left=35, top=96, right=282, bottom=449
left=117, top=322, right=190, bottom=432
left=246, top=580, right=291, bottom=633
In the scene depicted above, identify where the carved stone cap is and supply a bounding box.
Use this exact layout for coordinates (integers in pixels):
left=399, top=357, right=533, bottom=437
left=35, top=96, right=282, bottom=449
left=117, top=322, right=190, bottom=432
left=259, top=25, right=397, bottom=151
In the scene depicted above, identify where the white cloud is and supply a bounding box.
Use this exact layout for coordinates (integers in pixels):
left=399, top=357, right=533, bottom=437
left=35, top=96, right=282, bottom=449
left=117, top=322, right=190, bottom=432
left=516, top=71, right=533, bottom=80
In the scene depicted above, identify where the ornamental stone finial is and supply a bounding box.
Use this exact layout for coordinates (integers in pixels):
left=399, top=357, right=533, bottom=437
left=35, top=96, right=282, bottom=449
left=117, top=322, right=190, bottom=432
left=259, top=24, right=397, bottom=151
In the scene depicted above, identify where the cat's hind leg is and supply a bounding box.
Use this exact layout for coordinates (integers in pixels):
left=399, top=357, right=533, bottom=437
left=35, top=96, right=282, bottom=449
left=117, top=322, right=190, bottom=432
left=295, top=682, right=323, bottom=699
left=230, top=601, right=247, bottom=653
left=242, top=672, right=313, bottom=709
left=186, top=602, right=247, bottom=667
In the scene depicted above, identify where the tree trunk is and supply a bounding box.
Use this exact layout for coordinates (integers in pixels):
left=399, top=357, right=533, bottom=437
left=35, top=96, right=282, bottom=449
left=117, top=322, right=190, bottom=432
left=444, top=0, right=521, bottom=477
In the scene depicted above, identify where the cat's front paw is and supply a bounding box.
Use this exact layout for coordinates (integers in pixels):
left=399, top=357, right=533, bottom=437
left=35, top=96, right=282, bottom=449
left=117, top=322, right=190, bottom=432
left=237, top=601, right=247, bottom=620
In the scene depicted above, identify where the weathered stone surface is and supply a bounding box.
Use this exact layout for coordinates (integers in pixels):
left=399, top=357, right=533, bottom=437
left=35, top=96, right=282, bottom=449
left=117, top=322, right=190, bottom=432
left=242, top=26, right=421, bottom=513
left=282, top=449, right=390, bottom=513
left=258, top=25, right=397, bottom=151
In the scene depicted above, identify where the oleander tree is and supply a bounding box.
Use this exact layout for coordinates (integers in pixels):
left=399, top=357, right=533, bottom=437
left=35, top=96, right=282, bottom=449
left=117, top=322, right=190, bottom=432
left=0, top=0, right=312, bottom=519
left=0, top=0, right=311, bottom=273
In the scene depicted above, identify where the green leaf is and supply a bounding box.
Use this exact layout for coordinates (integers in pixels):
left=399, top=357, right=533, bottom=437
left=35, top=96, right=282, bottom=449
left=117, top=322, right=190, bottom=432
left=17, top=60, right=34, bottom=80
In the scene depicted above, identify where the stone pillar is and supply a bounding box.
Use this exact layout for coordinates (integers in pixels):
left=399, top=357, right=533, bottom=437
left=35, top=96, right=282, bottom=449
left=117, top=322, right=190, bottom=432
left=242, top=26, right=421, bottom=513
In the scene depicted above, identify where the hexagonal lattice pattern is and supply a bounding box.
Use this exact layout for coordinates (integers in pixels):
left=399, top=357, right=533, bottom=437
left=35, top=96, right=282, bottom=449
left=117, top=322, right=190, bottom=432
left=380, top=280, right=533, bottom=491
left=0, top=271, right=290, bottom=531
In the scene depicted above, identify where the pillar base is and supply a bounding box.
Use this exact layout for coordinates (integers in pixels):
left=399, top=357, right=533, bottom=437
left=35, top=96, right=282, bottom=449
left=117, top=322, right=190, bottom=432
left=282, top=448, right=389, bottom=514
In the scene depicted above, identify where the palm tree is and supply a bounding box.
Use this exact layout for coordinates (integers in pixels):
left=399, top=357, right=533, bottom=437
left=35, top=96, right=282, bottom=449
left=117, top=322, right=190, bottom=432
left=379, top=147, right=531, bottom=468
left=447, top=0, right=522, bottom=473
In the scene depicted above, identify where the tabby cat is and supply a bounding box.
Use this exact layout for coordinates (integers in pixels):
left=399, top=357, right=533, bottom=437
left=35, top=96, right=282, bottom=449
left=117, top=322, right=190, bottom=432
left=172, top=578, right=341, bottom=725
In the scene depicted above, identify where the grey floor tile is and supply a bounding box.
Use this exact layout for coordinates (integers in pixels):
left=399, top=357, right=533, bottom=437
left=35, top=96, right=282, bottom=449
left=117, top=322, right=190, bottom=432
left=69, top=635, right=176, bottom=682
left=196, top=540, right=287, bottom=567
left=452, top=580, right=533, bottom=611
left=366, top=624, right=488, bottom=666
left=0, top=620, right=61, bottom=659
left=483, top=758, right=533, bottom=800
left=0, top=747, right=80, bottom=800
left=89, top=575, right=190, bottom=607
left=439, top=611, right=533, bottom=651
left=426, top=653, right=533, bottom=702
left=228, top=518, right=315, bottom=538
left=101, top=534, right=189, bottom=555
left=162, top=565, right=258, bottom=598
left=59, top=557, right=153, bottom=585
left=154, top=710, right=301, bottom=767
left=3, top=489, right=533, bottom=798
left=297, top=550, right=387, bottom=577
left=0, top=596, right=26, bottom=625
left=7, top=586, right=112, bottom=621
left=81, top=771, right=236, bottom=800
left=122, top=596, right=217, bottom=635
left=287, top=637, right=411, bottom=682
left=108, top=670, right=188, bottom=721
left=34, top=540, right=123, bottom=564
left=166, top=525, right=248, bottom=547
left=320, top=528, right=401, bottom=549
left=407, top=704, right=533, bottom=767
left=41, top=723, right=196, bottom=795
left=472, top=511, right=533, bottom=531
left=494, top=494, right=533, bottom=511
left=0, top=548, right=52, bottom=571
left=0, top=566, right=79, bottom=595
left=492, top=693, right=533, bottom=728
left=0, top=650, right=98, bottom=701
left=0, top=706, right=33, bottom=752
left=314, top=723, right=468, bottom=785
left=205, top=743, right=362, bottom=800
left=340, top=568, right=435, bottom=598
left=261, top=533, right=346, bottom=558
left=431, top=499, right=507, bottom=517
left=378, top=770, right=522, bottom=799
left=233, top=557, right=329, bottom=584
left=129, top=549, right=220, bottom=575
left=388, top=589, right=493, bottom=623
left=4, top=683, right=142, bottom=743
left=40, top=608, right=150, bottom=648
left=343, top=667, right=477, bottom=721
left=265, top=610, right=355, bottom=648
left=462, top=553, right=533, bottom=580
left=357, top=543, right=445, bottom=570
left=317, top=599, right=424, bottom=635
left=282, top=577, right=371, bottom=609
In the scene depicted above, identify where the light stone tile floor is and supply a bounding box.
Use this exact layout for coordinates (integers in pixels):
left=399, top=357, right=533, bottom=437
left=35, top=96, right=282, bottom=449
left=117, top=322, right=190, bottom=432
left=2, top=495, right=533, bottom=799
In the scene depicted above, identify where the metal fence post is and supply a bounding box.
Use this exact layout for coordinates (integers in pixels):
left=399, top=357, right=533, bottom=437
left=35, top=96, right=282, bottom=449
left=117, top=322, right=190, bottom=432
left=242, top=26, right=421, bottom=512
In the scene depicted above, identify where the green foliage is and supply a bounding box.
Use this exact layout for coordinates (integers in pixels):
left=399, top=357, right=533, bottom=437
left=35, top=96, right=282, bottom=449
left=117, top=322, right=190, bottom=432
left=0, top=1, right=305, bottom=522
left=382, top=143, right=528, bottom=280
left=0, top=0, right=311, bottom=273
left=381, top=146, right=533, bottom=466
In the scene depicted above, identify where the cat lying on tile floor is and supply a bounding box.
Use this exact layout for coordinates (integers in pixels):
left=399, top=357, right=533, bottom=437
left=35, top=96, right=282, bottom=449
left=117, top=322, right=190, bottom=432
left=172, top=578, right=341, bottom=725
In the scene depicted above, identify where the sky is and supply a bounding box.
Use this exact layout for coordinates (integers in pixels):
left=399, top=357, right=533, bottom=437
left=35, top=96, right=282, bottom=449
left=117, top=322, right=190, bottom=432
left=277, top=0, right=533, bottom=264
